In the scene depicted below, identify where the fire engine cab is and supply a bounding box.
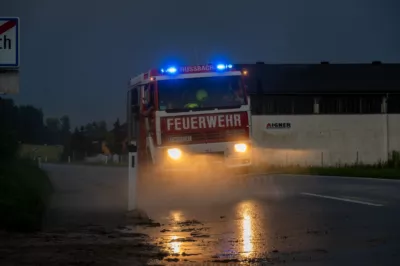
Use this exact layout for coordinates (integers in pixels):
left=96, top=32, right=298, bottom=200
left=127, top=63, right=252, bottom=177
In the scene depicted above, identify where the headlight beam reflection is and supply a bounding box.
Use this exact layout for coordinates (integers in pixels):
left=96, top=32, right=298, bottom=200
left=242, top=214, right=253, bottom=256
left=170, top=235, right=181, bottom=254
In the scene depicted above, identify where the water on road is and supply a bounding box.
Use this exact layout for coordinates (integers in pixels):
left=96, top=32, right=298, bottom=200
left=2, top=164, right=400, bottom=265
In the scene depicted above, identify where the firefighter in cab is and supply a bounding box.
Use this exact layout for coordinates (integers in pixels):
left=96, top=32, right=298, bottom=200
left=184, top=89, right=208, bottom=109
left=222, top=86, right=244, bottom=105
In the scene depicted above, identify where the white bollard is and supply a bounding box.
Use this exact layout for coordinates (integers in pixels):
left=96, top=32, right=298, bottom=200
left=68, top=156, right=71, bottom=163
left=45, top=156, right=48, bottom=163
left=128, top=145, right=138, bottom=211
left=38, top=157, right=42, bottom=169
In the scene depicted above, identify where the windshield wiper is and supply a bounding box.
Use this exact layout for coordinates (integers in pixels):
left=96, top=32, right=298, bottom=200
left=213, top=105, right=242, bottom=110
left=164, top=107, right=214, bottom=113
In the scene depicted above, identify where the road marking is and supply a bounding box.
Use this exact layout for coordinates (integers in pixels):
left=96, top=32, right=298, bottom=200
left=276, top=173, right=400, bottom=183
left=301, top=192, right=384, bottom=207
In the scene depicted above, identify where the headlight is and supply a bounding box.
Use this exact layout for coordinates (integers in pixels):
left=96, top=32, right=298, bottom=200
left=234, top=143, right=247, bottom=153
left=167, top=148, right=182, bottom=160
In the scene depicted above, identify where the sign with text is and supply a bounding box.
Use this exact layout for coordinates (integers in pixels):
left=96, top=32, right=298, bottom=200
left=0, top=17, right=19, bottom=68
left=266, top=122, right=291, bottom=130
left=179, top=65, right=215, bottom=73
left=168, top=136, right=192, bottom=143
left=161, top=112, right=248, bottom=133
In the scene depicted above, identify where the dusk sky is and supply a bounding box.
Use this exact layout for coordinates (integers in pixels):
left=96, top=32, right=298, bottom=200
left=1, top=0, right=399, bottom=128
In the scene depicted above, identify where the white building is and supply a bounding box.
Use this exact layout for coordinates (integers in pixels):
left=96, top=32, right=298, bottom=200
left=238, top=62, right=400, bottom=166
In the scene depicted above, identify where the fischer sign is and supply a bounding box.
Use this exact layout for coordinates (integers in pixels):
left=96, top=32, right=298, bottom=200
left=164, top=113, right=244, bottom=132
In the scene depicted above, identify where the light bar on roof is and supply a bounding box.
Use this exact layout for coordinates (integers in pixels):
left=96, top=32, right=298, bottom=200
left=216, top=64, right=233, bottom=70
left=160, top=63, right=233, bottom=75
left=161, top=67, right=177, bottom=74
left=166, top=67, right=177, bottom=73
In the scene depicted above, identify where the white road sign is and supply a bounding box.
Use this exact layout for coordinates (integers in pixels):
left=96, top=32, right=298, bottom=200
left=0, top=17, right=19, bottom=68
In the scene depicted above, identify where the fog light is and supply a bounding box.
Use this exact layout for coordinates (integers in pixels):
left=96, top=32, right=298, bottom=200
left=234, top=143, right=247, bottom=153
left=167, top=148, right=182, bottom=160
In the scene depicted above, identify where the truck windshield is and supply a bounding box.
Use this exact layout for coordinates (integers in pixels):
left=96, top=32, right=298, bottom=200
left=158, top=75, right=246, bottom=112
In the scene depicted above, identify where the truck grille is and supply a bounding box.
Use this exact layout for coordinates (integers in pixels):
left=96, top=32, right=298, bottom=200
left=162, top=129, right=248, bottom=145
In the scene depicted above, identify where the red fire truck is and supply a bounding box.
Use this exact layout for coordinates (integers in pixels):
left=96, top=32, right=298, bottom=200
left=126, top=63, right=252, bottom=177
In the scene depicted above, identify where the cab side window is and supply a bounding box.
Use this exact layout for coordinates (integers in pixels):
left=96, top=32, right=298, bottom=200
left=149, top=83, right=155, bottom=107
left=130, top=87, right=139, bottom=106
left=144, top=83, right=155, bottom=110
left=143, top=85, right=150, bottom=105
left=143, top=83, right=156, bottom=111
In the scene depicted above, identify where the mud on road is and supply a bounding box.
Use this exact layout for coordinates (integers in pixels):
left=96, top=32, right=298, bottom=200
left=0, top=215, right=169, bottom=266
left=0, top=164, right=164, bottom=266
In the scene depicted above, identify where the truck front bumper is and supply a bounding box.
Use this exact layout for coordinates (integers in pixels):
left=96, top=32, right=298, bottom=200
left=158, top=147, right=252, bottom=171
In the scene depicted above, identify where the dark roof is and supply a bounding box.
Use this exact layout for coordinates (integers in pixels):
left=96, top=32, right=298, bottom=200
left=235, top=63, right=400, bottom=94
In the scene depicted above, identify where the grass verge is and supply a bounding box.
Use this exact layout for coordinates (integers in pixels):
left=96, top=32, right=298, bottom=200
left=52, top=161, right=128, bottom=167
left=254, top=165, right=400, bottom=179
left=0, top=159, right=53, bottom=232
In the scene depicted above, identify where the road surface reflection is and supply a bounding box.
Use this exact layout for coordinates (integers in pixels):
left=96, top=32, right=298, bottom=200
left=236, top=200, right=265, bottom=258
left=170, top=235, right=181, bottom=254
left=139, top=200, right=268, bottom=261
left=171, top=210, right=183, bottom=222
left=242, top=213, right=253, bottom=255
left=168, top=210, right=184, bottom=255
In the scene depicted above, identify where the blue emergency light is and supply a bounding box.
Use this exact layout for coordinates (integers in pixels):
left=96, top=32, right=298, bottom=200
left=167, top=67, right=177, bottom=73
left=161, top=63, right=232, bottom=74
left=161, top=67, right=177, bottom=74
left=216, top=64, right=233, bottom=70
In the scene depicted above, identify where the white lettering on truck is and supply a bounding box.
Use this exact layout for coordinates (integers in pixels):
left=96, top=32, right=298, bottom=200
left=166, top=114, right=242, bottom=131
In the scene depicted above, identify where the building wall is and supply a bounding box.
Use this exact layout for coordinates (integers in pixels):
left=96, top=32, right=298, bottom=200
left=251, top=114, right=400, bottom=166
left=389, top=115, right=400, bottom=152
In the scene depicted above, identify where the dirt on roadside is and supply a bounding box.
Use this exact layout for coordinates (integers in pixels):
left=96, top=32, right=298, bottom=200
left=0, top=211, right=168, bottom=266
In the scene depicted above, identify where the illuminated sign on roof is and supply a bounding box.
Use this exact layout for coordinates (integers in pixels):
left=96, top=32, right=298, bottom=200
left=161, top=64, right=233, bottom=75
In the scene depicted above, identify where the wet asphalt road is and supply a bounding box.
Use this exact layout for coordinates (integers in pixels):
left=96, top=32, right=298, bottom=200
left=43, top=164, right=400, bottom=265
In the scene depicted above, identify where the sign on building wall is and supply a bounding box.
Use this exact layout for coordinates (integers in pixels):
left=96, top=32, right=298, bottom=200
left=266, top=122, right=291, bottom=130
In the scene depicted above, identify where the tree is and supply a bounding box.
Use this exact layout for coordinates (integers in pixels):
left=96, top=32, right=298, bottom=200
left=60, top=115, right=70, bottom=133
left=112, top=118, right=122, bottom=154
left=0, top=97, right=19, bottom=161
left=45, top=117, right=60, bottom=131
left=0, top=98, right=79, bottom=162
left=113, top=118, right=121, bottom=131
left=45, top=117, right=61, bottom=145
left=18, top=105, right=45, bottom=144
left=60, top=115, right=71, bottom=160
